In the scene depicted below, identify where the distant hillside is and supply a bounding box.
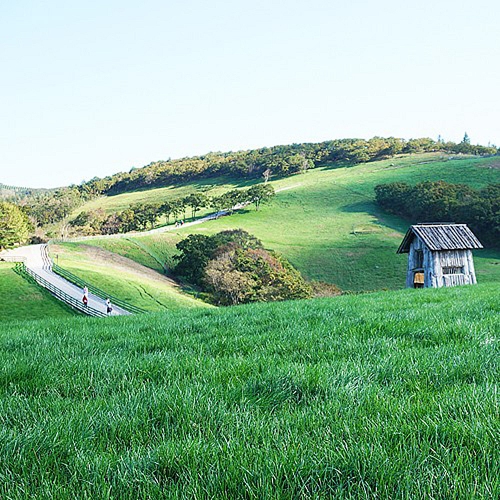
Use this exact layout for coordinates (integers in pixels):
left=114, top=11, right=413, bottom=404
left=0, top=182, right=51, bottom=201
left=81, top=136, right=498, bottom=196
left=16, top=136, right=498, bottom=235
left=71, top=153, right=500, bottom=293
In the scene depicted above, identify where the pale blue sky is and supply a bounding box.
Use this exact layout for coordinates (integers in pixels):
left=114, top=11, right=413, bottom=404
left=1, top=0, right=499, bottom=188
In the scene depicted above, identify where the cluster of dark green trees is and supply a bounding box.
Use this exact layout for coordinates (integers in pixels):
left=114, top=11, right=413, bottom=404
left=70, top=185, right=275, bottom=235
left=0, top=201, right=31, bottom=250
left=5, top=135, right=498, bottom=236
left=83, top=136, right=498, bottom=196
left=173, top=229, right=312, bottom=305
left=375, top=181, right=500, bottom=245
left=23, top=188, right=86, bottom=227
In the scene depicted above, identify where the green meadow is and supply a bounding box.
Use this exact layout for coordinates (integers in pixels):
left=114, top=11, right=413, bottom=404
left=1, top=153, right=498, bottom=497
left=0, top=284, right=498, bottom=498
left=78, top=154, right=500, bottom=292
left=0, top=262, right=75, bottom=322
left=73, top=174, right=257, bottom=218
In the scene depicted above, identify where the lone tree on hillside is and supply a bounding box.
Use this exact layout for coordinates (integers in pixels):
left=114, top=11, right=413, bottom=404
left=0, top=201, right=31, bottom=249
left=160, top=200, right=174, bottom=224
left=184, top=193, right=208, bottom=219
left=456, top=132, right=473, bottom=154
left=247, top=184, right=275, bottom=210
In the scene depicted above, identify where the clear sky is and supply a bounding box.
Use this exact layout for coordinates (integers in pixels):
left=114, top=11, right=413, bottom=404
left=1, top=0, right=499, bottom=188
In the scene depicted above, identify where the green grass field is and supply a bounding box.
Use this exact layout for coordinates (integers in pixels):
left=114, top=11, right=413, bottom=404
left=73, top=174, right=258, bottom=219
left=74, top=235, right=177, bottom=274
left=0, top=284, right=498, bottom=498
left=0, top=262, right=75, bottom=322
left=79, top=153, right=500, bottom=292
left=48, top=243, right=210, bottom=312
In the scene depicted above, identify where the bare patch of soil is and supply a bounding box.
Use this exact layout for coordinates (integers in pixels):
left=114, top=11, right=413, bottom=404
left=480, top=160, right=500, bottom=169
left=52, top=244, right=181, bottom=288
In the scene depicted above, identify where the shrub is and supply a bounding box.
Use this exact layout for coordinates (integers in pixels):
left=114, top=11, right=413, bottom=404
left=174, top=229, right=312, bottom=305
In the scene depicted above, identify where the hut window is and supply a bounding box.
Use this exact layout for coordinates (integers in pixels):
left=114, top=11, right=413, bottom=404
left=414, top=250, right=424, bottom=269
left=442, top=266, right=464, bottom=275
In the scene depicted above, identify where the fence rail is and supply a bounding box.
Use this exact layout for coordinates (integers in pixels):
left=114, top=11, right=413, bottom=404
left=51, top=264, right=146, bottom=314
left=14, top=263, right=107, bottom=318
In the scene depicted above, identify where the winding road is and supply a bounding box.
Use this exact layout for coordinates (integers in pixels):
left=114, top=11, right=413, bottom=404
left=1, top=184, right=302, bottom=316
left=1, top=244, right=130, bottom=316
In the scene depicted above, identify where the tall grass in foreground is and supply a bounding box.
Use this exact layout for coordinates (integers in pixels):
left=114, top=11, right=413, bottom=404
left=0, top=284, right=498, bottom=498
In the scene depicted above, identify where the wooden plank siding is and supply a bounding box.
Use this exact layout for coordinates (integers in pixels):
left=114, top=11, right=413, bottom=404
left=406, top=237, right=477, bottom=288
left=399, top=224, right=481, bottom=289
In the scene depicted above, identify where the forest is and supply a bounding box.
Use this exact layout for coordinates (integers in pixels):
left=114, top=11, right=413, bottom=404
left=3, top=135, right=498, bottom=239
left=374, top=181, right=500, bottom=245
left=83, top=135, right=497, bottom=196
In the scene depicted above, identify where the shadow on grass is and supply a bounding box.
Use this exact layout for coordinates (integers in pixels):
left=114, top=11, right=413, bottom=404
left=339, top=200, right=411, bottom=236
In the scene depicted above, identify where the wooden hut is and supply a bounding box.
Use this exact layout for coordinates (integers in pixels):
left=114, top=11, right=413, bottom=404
left=397, top=223, right=483, bottom=288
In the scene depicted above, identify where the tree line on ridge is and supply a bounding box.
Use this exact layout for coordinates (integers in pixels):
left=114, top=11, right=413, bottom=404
left=69, top=185, right=275, bottom=236
left=375, top=181, right=500, bottom=246
left=83, top=135, right=497, bottom=196
left=1, top=135, right=497, bottom=242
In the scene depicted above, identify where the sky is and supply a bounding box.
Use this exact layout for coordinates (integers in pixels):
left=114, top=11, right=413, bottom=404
left=1, top=0, right=499, bottom=188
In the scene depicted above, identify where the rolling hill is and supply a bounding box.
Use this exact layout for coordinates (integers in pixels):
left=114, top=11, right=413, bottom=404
left=2, top=151, right=499, bottom=498
left=64, top=153, right=500, bottom=295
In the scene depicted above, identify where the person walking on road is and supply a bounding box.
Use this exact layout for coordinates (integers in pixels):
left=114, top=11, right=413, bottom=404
left=106, top=298, right=113, bottom=316
left=82, top=286, right=89, bottom=307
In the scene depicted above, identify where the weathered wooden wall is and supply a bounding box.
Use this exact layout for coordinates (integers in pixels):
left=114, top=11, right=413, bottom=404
left=406, top=238, right=477, bottom=288
left=432, top=249, right=476, bottom=287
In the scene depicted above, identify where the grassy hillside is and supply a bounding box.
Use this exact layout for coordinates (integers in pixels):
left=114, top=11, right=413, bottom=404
left=75, top=234, right=179, bottom=274
left=72, top=174, right=256, bottom=218
left=0, top=284, right=498, bottom=498
left=79, top=154, right=500, bottom=291
left=0, top=262, right=75, bottom=322
left=48, top=243, right=211, bottom=312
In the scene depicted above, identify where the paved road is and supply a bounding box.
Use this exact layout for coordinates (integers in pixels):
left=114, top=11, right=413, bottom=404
left=0, top=185, right=302, bottom=315
left=1, top=244, right=130, bottom=316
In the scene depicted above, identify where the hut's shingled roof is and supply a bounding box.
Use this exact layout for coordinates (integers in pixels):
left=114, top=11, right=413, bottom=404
left=397, top=224, right=483, bottom=253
